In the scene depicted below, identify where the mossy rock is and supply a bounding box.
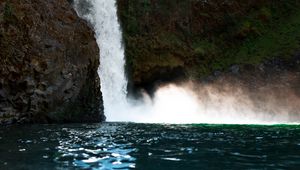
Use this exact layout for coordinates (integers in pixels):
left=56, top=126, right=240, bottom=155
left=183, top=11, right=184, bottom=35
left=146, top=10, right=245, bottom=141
left=117, top=0, right=300, bottom=89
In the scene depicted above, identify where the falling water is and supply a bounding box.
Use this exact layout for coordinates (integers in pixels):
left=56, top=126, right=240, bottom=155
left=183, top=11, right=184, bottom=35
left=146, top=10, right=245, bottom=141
left=74, top=0, right=128, bottom=119
left=73, top=0, right=300, bottom=124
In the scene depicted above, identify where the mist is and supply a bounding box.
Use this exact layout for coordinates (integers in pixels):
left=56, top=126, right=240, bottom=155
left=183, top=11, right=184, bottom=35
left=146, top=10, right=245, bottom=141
left=73, top=0, right=300, bottom=125
left=107, top=78, right=300, bottom=125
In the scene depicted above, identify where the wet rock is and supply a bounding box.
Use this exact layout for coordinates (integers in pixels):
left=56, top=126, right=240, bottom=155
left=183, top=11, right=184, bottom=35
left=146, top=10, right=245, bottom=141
left=213, top=71, right=222, bottom=77
left=0, top=0, right=104, bottom=125
left=229, top=65, right=240, bottom=74
left=118, top=0, right=300, bottom=93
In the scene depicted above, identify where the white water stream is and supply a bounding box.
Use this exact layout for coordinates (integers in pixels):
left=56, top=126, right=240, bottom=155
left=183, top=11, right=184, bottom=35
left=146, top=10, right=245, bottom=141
left=74, top=0, right=300, bottom=125
left=74, top=0, right=128, bottom=118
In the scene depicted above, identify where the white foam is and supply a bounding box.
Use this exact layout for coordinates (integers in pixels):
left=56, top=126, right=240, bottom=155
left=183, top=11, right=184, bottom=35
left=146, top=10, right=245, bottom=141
left=74, top=1, right=300, bottom=125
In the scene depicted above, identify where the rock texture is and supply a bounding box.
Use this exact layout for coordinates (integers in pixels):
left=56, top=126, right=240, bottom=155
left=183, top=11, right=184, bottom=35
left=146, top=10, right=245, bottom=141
left=0, top=0, right=104, bottom=124
left=117, top=0, right=300, bottom=92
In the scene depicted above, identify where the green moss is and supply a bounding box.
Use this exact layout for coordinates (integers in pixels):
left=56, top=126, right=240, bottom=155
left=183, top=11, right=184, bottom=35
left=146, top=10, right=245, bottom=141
left=118, top=0, right=300, bottom=84
left=3, top=1, right=13, bottom=21
left=219, top=6, right=300, bottom=68
left=193, top=40, right=218, bottom=57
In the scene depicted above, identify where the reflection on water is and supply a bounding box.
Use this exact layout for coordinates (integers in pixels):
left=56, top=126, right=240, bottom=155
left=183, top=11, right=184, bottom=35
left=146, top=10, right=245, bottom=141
left=54, top=124, right=136, bottom=169
left=1, top=123, right=300, bottom=169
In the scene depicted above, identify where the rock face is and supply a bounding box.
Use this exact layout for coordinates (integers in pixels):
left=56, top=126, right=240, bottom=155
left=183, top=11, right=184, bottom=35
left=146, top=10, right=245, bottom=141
left=117, top=0, right=300, bottom=92
left=0, top=0, right=104, bottom=124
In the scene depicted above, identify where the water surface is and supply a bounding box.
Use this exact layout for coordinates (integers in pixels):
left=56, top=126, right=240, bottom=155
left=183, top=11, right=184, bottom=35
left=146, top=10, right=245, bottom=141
left=1, top=123, right=300, bottom=169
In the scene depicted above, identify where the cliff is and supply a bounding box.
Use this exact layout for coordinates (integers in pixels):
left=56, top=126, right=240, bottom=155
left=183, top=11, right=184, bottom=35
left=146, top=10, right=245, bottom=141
left=0, top=0, right=104, bottom=124
left=117, top=0, right=300, bottom=92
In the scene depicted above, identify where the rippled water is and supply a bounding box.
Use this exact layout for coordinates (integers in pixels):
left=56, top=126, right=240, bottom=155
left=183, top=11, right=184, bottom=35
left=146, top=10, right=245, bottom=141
left=1, top=123, right=300, bottom=169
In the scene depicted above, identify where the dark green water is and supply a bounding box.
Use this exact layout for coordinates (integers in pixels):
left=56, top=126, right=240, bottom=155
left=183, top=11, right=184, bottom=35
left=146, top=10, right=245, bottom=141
left=1, top=123, right=300, bottom=169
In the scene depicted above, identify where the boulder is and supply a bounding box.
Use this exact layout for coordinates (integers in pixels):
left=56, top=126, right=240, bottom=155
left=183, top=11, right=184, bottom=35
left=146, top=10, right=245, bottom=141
left=0, top=0, right=104, bottom=124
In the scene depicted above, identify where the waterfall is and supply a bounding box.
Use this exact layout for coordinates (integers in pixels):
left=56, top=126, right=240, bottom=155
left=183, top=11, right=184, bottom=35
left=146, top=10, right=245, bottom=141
left=74, top=0, right=128, bottom=120
left=73, top=1, right=300, bottom=125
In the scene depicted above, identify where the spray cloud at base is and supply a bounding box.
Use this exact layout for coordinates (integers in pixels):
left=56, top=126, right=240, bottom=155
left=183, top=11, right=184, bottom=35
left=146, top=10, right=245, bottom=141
left=74, top=0, right=300, bottom=125
left=108, top=81, right=300, bottom=124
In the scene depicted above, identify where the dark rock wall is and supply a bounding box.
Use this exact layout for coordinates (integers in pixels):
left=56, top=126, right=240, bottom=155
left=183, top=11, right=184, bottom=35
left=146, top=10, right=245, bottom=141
left=117, top=0, right=300, bottom=92
left=0, top=0, right=104, bottom=124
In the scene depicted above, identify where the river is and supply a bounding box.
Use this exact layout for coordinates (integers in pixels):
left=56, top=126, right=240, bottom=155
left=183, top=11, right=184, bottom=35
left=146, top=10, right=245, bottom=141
left=1, top=123, right=300, bottom=169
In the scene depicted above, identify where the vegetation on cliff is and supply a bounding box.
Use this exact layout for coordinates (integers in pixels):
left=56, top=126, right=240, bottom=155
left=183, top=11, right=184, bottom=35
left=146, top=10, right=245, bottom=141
left=117, top=0, right=300, bottom=89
